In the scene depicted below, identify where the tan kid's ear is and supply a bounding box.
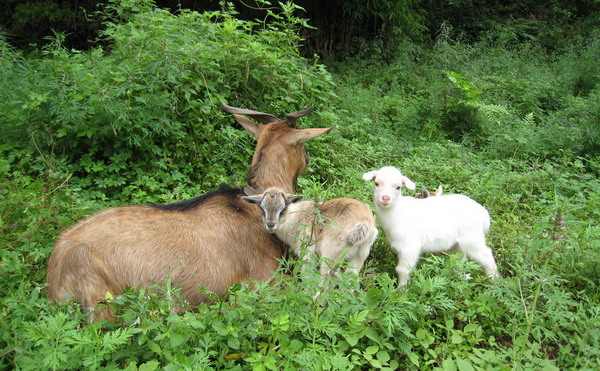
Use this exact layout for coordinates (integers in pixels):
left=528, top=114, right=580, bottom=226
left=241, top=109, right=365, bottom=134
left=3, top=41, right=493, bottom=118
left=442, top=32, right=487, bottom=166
left=240, top=194, right=263, bottom=204
left=285, top=194, right=303, bottom=205
left=243, top=186, right=258, bottom=196
left=362, top=170, right=378, bottom=181
left=285, top=127, right=333, bottom=144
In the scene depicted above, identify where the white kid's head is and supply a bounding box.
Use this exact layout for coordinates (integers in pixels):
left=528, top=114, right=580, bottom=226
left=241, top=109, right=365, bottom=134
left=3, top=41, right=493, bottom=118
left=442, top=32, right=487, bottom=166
left=362, top=166, right=416, bottom=208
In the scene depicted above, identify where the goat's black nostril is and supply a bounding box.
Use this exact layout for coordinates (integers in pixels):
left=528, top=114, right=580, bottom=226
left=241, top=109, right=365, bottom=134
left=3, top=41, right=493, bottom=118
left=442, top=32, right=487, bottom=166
left=267, top=222, right=275, bottom=229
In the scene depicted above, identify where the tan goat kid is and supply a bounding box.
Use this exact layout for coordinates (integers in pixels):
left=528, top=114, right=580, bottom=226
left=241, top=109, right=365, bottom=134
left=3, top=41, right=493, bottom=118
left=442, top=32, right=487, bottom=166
left=415, top=185, right=443, bottom=199
left=46, top=104, right=332, bottom=320
left=242, top=188, right=378, bottom=297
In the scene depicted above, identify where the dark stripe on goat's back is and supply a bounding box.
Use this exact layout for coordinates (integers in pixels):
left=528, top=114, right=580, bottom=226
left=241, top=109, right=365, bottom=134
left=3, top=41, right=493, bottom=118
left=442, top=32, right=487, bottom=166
left=149, top=183, right=245, bottom=212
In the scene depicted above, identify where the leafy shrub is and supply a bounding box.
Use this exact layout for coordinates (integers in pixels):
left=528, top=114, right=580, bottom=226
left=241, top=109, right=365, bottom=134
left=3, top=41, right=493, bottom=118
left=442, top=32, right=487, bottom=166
left=0, top=1, right=336, bottom=200
left=1, top=1, right=600, bottom=370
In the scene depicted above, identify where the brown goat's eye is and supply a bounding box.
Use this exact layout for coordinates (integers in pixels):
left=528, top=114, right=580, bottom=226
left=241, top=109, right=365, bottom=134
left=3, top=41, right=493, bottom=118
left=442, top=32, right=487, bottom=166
left=395, top=186, right=401, bottom=190
left=375, top=182, right=381, bottom=187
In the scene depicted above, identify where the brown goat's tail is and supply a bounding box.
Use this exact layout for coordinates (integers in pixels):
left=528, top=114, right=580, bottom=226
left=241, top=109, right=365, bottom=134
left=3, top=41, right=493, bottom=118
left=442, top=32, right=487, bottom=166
left=345, top=223, right=377, bottom=246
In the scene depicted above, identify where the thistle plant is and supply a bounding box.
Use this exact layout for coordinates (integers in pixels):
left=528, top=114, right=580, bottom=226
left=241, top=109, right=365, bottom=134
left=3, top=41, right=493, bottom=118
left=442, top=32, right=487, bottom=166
left=550, top=211, right=567, bottom=242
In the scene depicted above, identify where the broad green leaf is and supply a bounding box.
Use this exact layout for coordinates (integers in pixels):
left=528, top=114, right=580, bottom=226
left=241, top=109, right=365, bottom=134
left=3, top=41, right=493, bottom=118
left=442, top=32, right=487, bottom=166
left=365, top=345, right=379, bottom=355
left=451, top=333, right=464, bottom=344
left=455, top=358, right=475, bottom=371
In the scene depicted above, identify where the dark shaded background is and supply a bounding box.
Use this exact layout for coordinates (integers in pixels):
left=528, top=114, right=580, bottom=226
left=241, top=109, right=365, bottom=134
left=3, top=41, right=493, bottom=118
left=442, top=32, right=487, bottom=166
left=1, top=0, right=598, bottom=56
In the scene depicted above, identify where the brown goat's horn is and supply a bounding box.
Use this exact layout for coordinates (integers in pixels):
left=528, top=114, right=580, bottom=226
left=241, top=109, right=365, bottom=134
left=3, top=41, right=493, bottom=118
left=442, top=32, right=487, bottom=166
left=221, top=102, right=281, bottom=124
left=285, top=106, right=314, bottom=128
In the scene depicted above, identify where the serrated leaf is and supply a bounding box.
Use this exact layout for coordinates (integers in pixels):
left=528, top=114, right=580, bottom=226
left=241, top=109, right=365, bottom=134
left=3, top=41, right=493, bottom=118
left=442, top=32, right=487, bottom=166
left=365, top=345, right=379, bottom=355
left=227, top=336, right=240, bottom=349
left=289, top=339, right=303, bottom=352
left=407, top=352, right=419, bottom=367
left=345, top=335, right=359, bottom=346
left=370, top=359, right=383, bottom=368
left=463, top=323, right=478, bottom=333
left=148, top=340, right=161, bottom=355
left=442, top=358, right=457, bottom=371
left=377, top=350, right=390, bottom=363
left=212, top=321, right=228, bottom=336
left=139, top=360, right=160, bottom=371
left=455, top=358, right=475, bottom=371
left=170, top=332, right=191, bottom=348
left=451, top=333, right=464, bottom=344
left=364, top=326, right=381, bottom=343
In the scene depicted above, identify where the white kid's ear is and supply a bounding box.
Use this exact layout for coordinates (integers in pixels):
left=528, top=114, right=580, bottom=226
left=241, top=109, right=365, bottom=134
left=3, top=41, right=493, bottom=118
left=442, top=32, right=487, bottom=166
left=402, top=176, right=416, bottom=190
left=362, top=170, right=378, bottom=181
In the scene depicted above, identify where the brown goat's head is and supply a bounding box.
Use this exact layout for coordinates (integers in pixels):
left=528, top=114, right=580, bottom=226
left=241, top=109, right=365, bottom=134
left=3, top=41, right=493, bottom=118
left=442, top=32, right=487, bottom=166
left=222, top=103, right=332, bottom=193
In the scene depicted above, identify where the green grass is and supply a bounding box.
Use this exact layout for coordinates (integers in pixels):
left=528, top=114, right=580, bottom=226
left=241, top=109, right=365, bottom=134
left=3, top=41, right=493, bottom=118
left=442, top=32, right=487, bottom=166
left=1, top=2, right=599, bottom=370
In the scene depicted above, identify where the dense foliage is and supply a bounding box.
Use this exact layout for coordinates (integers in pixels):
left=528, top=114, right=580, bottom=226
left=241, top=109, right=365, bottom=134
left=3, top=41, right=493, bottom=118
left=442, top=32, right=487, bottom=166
left=3, top=0, right=599, bottom=53
left=1, top=1, right=599, bottom=369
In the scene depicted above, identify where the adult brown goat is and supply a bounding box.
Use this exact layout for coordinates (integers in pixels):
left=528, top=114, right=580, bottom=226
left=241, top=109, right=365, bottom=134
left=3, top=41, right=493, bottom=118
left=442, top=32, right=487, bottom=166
left=46, top=103, right=332, bottom=320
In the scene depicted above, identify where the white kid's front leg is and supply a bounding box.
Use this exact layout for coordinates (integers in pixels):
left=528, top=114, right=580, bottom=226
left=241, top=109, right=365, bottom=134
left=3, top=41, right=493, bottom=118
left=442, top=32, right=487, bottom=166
left=394, top=245, right=421, bottom=287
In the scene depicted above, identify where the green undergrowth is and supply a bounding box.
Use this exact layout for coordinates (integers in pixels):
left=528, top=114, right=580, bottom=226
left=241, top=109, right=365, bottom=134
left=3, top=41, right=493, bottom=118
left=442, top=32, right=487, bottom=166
left=1, top=1, right=599, bottom=369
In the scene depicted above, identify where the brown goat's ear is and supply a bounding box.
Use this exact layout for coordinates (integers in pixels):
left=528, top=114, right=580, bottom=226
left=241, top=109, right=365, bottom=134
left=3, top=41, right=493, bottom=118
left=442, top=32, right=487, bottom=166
left=435, top=185, right=443, bottom=196
left=221, top=102, right=281, bottom=124
left=241, top=194, right=263, bottom=204
left=420, top=188, right=430, bottom=198
left=233, top=114, right=262, bottom=138
left=286, top=127, right=333, bottom=144
left=285, top=194, right=303, bottom=205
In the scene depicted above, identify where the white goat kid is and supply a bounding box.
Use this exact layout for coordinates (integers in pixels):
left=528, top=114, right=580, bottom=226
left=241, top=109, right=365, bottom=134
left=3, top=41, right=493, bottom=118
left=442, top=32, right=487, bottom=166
left=242, top=188, right=378, bottom=293
left=363, top=166, right=499, bottom=287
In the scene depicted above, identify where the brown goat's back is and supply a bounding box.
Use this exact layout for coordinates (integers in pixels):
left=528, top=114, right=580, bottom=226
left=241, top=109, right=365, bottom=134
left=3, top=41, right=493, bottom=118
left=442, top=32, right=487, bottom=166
left=46, top=186, right=282, bottom=319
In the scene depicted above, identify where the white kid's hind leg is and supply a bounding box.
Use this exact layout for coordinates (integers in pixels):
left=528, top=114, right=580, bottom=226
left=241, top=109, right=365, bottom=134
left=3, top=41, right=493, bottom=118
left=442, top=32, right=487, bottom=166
left=462, top=240, right=499, bottom=279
